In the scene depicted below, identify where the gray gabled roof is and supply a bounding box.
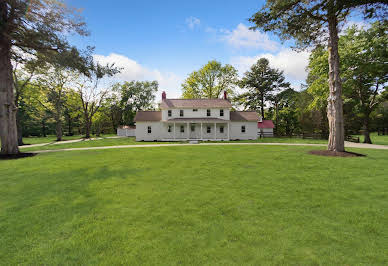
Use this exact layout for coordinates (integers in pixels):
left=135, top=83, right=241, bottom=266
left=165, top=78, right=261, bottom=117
left=134, top=111, right=161, bottom=122
left=160, top=99, right=233, bottom=109
left=230, top=111, right=259, bottom=122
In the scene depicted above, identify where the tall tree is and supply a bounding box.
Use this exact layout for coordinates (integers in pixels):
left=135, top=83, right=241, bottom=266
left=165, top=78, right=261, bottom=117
left=274, top=88, right=300, bottom=136
left=0, top=0, right=87, bottom=154
left=340, top=21, right=387, bottom=143
left=307, top=21, right=388, bottom=143
left=76, top=62, right=119, bottom=138
left=250, top=0, right=387, bottom=152
left=36, top=66, right=74, bottom=141
left=238, top=58, right=289, bottom=119
left=181, top=60, right=238, bottom=99
left=113, top=80, right=158, bottom=126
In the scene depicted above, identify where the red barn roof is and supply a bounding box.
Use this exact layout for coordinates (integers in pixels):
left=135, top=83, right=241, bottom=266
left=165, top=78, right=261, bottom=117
left=258, top=120, right=274, bottom=129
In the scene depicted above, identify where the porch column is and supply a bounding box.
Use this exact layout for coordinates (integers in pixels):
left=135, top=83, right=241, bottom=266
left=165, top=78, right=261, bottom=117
left=173, top=123, right=176, bottom=140
left=187, top=122, right=189, bottom=140
left=214, top=122, right=216, bottom=140
left=227, top=122, right=230, bottom=140
left=200, top=123, right=203, bottom=140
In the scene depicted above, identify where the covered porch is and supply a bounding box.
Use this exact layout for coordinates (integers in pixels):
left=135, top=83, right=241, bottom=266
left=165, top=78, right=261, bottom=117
left=162, top=118, right=230, bottom=141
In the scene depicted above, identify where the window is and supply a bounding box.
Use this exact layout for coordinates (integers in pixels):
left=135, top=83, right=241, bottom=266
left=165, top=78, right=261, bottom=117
left=180, top=125, right=185, bottom=133
left=168, top=125, right=172, bottom=133
left=241, top=125, right=246, bottom=133
left=207, top=109, right=211, bottom=117
left=191, top=125, right=195, bottom=132
left=207, top=126, right=211, bottom=133
left=220, top=126, right=224, bottom=133
left=193, top=109, right=198, bottom=112
left=220, top=109, right=224, bottom=117
left=147, top=126, right=152, bottom=134
left=180, top=110, right=184, bottom=117
left=168, top=110, right=172, bottom=117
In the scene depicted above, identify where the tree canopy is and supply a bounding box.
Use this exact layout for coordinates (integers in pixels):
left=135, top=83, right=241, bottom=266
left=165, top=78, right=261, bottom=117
left=181, top=60, right=238, bottom=99
left=238, top=58, right=289, bottom=119
left=249, top=0, right=387, bottom=152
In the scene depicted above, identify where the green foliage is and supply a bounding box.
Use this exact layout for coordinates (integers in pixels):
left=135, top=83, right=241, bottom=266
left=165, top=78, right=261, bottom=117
left=307, top=21, right=388, bottom=137
left=113, top=80, right=158, bottom=126
left=181, top=60, right=238, bottom=99
left=238, top=58, right=289, bottom=119
left=249, top=0, right=387, bottom=49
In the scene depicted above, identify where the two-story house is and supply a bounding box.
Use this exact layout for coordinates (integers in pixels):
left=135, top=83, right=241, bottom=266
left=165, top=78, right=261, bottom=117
left=134, top=91, right=261, bottom=141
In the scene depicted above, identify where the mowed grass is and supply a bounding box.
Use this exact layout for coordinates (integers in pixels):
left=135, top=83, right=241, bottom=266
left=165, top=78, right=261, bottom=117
left=1, top=146, right=387, bottom=265
left=19, top=137, right=182, bottom=152
left=19, top=137, right=327, bottom=152
left=21, top=134, right=116, bottom=145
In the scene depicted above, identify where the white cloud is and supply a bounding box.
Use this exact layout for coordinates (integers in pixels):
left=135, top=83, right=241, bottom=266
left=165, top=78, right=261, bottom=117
left=341, top=20, right=371, bottom=34
left=231, top=48, right=310, bottom=84
left=185, top=16, right=201, bottom=30
left=93, top=53, right=183, bottom=100
left=221, top=23, right=278, bottom=51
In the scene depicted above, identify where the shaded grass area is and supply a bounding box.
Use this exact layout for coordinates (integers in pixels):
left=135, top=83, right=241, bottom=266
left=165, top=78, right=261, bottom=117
left=353, top=132, right=388, bottom=146
left=1, top=146, right=387, bottom=264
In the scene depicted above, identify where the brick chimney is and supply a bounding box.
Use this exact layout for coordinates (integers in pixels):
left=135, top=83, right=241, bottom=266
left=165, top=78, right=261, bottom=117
left=223, top=91, right=228, bottom=100
left=162, top=91, right=166, bottom=100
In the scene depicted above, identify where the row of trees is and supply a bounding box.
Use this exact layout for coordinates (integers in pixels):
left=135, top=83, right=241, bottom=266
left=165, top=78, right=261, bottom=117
left=180, top=21, right=388, bottom=143
left=1, top=1, right=158, bottom=154
left=15, top=60, right=159, bottom=144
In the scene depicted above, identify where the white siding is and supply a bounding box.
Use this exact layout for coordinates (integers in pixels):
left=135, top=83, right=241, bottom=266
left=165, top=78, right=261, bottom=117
left=230, top=122, right=258, bottom=140
left=136, top=121, right=258, bottom=141
left=117, top=128, right=135, bottom=137
left=162, top=108, right=230, bottom=121
left=135, top=122, right=164, bottom=141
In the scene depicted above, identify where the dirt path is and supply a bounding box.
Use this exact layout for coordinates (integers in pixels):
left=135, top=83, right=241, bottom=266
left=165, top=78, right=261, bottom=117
left=32, top=141, right=388, bottom=153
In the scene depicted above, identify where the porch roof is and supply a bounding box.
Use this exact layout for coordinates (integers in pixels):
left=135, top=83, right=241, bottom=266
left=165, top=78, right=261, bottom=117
left=165, top=118, right=227, bottom=122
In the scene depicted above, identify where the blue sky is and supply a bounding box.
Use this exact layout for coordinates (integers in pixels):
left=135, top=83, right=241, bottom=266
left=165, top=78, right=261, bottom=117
left=66, top=0, right=362, bottom=100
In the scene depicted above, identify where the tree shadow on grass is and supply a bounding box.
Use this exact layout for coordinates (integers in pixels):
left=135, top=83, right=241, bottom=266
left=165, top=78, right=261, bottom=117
left=0, top=152, right=37, bottom=160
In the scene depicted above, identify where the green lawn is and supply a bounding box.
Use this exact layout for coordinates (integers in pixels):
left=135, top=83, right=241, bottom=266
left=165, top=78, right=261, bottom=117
left=353, top=132, right=388, bottom=145
left=20, top=137, right=327, bottom=152
left=1, top=145, right=387, bottom=264
left=19, top=137, right=183, bottom=152
left=15, top=134, right=116, bottom=145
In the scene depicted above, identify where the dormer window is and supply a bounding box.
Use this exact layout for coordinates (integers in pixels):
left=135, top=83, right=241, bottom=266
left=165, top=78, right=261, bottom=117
left=207, top=109, right=211, bottom=117
left=220, top=109, right=224, bottom=116
left=180, top=110, right=184, bottom=117
left=168, top=110, right=172, bottom=117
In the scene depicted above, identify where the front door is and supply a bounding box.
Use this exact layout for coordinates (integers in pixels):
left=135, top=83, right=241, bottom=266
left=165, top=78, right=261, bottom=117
left=189, top=123, right=199, bottom=139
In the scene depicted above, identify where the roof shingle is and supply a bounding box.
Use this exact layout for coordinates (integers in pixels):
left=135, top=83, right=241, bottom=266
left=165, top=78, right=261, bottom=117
left=230, top=111, right=259, bottom=122
left=134, top=111, right=161, bottom=122
left=160, top=99, right=232, bottom=109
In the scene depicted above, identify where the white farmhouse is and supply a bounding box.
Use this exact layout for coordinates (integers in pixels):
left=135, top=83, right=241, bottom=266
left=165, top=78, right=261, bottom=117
left=134, top=91, right=261, bottom=141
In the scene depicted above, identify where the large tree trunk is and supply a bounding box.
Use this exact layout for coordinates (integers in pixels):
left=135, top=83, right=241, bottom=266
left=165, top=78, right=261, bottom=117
left=85, top=117, right=91, bottom=138
left=363, top=115, right=372, bottom=144
left=327, top=15, right=345, bottom=152
left=0, top=39, right=19, bottom=155
left=55, top=118, right=62, bottom=141
left=261, top=95, right=265, bottom=120
left=41, top=120, right=47, bottom=137
left=16, top=115, right=24, bottom=146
